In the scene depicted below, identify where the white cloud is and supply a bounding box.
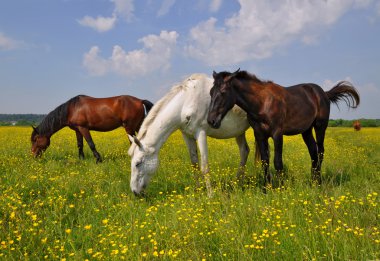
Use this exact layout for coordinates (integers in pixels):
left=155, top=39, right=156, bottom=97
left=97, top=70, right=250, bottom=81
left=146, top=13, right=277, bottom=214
left=83, top=30, right=178, bottom=77
left=0, top=32, right=24, bottom=51
left=157, top=0, right=176, bottom=17
left=209, top=0, right=222, bottom=12
left=112, top=0, right=135, bottom=21
left=186, top=0, right=374, bottom=66
left=78, top=0, right=134, bottom=32
left=83, top=46, right=110, bottom=76
left=376, top=1, right=380, bottom=16
left=77, top=15, right=117, bottom=33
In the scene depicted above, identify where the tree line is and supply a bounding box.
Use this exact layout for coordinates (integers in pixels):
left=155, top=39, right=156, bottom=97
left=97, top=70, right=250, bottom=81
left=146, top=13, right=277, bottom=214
left=0, top=114, right=46, bottom=126
left=0, top=114, right=379, bottom=127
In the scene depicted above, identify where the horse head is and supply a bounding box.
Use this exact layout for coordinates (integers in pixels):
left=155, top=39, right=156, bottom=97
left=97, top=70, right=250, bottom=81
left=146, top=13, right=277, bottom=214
left=207, top=69, right=240, bottom=128
left=31, top=126, right=50, bottom=157
left=128, top=135, right=159, bottom=196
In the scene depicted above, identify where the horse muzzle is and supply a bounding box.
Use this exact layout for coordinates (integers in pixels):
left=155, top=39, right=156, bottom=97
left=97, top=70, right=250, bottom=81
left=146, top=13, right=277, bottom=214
left=207, top=115, right=222, bottom=129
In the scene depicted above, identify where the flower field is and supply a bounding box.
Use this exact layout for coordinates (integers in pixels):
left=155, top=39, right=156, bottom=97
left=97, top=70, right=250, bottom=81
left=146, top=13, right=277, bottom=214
left=0, top=126, right=379, bottom=260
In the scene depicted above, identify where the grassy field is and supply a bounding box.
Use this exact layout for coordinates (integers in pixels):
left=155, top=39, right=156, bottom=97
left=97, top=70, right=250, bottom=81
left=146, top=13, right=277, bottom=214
left=0, top=126, right=379, bottom=260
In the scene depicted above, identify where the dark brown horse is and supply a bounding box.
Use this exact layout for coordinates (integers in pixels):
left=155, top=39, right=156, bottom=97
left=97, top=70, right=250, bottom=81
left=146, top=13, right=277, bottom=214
left=31, top=95, right=153, bottom=162
left=207, top=69, right=360, bottom=188
left=353, top=120, right=361, bottom=131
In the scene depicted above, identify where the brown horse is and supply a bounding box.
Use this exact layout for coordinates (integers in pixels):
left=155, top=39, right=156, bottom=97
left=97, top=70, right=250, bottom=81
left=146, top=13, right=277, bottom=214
left=31, top=95, right=153, bottom=162
left=353, top=120, right=361, bottom=131
left=207, top=69, right=360, bottom=188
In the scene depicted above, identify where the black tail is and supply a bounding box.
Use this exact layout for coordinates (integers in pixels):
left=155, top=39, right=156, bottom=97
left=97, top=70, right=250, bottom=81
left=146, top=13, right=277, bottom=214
left=326, top=81, right=360, bottom=109
left=142, top=100, right=154, bottom=114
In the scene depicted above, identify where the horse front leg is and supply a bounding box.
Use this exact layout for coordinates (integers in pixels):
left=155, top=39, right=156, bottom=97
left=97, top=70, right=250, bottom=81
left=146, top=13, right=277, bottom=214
left=78, top=127, right=102, bottom=163
left=75, top=130, right=85, bottom=159
left=235, top=133, right=250, bottom=187
left=196, top=130, right=213, bottom=197
left=255, top=132, right=271, bottom=191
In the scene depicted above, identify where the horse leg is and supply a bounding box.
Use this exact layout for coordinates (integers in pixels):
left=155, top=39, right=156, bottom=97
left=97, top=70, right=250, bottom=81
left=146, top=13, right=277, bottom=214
left=75, top=130, right=85, bottom=159
left=182, top=132, right=201, bottom=185
left=235, top=133, right=250, bottom=186
left=78, top=127, right=102, bottom=163
left=273, top=134, right=284, bottom=187
left=314, top=123, right=328, bottom=185
left=195, top=129, right=213, bottom=197
left=302, top=128, right=319, bottom=184
left=182, top=132, right=199, bottom=168
left=255, top=132, right=271, bottom=190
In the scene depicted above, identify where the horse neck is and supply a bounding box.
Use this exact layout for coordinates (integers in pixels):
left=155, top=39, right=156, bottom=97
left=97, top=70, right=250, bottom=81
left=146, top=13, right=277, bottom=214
left=233, top=80, right=264, bottom=115
left=37, top=105, right=69, bottom=137
left=139, top=92, right=185, bottom=151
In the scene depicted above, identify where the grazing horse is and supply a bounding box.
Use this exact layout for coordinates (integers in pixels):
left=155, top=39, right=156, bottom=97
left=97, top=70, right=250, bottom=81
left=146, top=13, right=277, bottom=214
left=207, top=69, right=360, bottom=188
left=31, top=95, right=153, bottom=162
left=128, top=74, right=251, bottom=196
left=353, top=120, right=361, bottom=131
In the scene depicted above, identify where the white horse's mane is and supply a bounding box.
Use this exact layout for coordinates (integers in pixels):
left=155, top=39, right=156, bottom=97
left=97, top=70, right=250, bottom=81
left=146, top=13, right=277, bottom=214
left=137, top=74, right=205, bottom=141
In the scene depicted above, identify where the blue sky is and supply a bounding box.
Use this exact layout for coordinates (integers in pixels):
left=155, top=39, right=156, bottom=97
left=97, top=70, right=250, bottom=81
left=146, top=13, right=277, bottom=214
left=0, top=0, right=379, bottom=119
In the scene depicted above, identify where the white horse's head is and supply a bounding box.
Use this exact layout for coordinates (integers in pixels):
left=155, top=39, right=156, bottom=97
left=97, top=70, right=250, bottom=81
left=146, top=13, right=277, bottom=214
left=128, top=135, right=159, bottom=196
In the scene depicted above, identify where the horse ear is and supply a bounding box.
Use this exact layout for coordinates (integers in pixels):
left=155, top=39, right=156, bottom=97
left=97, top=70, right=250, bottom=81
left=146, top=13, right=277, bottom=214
left=212, top=71, right=217, bottom=78
left=231, top=68, right=240, bottom=77
left=224, top=68, right=241, bottom=82
left=32, top=126, right=39, bottom=134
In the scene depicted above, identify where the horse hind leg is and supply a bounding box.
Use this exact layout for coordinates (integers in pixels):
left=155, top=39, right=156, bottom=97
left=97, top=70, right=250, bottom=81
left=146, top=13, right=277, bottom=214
left=235, top=133, right=250, bottom=187
left=75, top=130, right=85, bottom=159
left=314, top=122, right=328, bottom=185
left=78, top=127, right=102, bottom=163
left=302, top=127, right=320, bottom=185
left=182, top=133, right=199, bottom=166
left=181, top=132, right=200, bottom=184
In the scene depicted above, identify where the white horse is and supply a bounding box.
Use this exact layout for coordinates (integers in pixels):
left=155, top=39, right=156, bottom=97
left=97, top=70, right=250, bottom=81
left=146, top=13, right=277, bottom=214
left=128, top=73, right=251, bottom=196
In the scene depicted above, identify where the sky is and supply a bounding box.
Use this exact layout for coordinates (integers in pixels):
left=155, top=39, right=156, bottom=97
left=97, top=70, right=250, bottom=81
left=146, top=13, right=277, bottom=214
left=0, top=0, right=379, bottom=119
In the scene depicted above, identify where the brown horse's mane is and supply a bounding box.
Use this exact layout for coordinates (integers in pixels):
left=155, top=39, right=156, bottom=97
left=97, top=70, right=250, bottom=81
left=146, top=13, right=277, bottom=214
left=218, top=70, right=270, bottom=85
left=31, top=95, right=83, bottom=140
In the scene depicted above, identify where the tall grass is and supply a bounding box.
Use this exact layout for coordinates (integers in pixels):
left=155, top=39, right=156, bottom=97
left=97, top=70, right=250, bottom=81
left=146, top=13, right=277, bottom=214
left=0, top=126, right=379, bottom=260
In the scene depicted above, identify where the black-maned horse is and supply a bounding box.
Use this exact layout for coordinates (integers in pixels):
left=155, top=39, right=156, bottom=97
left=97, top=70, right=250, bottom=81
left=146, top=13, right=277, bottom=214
left=31, top=95, right=153, bottom=162
left=207, top=69, right=360, bottom=188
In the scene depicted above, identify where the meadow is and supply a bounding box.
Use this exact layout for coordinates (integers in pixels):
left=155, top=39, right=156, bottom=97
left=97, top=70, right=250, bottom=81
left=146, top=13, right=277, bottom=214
left=0, top=126, right=379, bottom=260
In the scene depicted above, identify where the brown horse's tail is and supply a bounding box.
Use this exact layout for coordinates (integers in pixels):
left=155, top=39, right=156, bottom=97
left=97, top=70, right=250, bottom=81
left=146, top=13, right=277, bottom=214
left=326, top=81, right=360, bottom=109
left=142, top=100, right=154, bottom=115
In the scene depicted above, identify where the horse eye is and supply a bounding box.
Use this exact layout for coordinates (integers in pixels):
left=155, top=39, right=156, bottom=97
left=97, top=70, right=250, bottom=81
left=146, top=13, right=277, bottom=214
left=135, top=161, right=142, bottom=168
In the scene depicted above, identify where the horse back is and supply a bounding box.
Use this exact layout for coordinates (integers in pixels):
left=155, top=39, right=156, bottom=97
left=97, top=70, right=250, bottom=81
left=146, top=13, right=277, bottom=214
left=281, top=83, right=330, bottom=134
left=67, top=95, right=145, bottom=132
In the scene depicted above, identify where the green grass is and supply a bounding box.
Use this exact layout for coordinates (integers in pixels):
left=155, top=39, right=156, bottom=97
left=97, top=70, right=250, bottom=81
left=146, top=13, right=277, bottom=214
left=0, top=126, right=379, bottom=260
